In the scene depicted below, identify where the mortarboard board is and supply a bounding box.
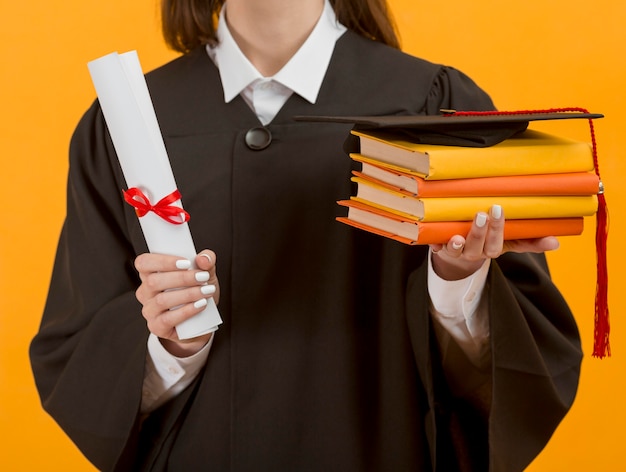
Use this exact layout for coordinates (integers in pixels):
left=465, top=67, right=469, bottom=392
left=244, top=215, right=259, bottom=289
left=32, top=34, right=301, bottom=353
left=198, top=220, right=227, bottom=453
left=295, top=108, right=609, bottom=358
left=295, top=109, right=604, bottom=147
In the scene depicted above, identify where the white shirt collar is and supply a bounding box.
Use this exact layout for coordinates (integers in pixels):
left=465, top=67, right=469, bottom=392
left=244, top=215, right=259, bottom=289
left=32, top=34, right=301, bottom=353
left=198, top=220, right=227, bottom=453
left=209, top=0, right=346, bottom=104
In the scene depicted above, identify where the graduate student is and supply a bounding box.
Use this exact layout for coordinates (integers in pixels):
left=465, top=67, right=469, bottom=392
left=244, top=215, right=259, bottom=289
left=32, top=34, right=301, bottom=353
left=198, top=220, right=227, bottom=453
left=30, top=0, right=582, bottom=470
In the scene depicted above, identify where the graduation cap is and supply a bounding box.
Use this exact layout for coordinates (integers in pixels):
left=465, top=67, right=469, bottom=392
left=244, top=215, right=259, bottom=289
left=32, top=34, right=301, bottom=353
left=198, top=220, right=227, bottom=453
left=295, top=108, right=609, bottom=358
left=295, top=109, right=604, bottom=147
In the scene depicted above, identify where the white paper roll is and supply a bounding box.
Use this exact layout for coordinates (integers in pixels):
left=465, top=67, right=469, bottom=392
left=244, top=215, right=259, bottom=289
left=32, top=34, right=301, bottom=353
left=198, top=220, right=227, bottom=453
left=87, top=51, right=222, bottom=339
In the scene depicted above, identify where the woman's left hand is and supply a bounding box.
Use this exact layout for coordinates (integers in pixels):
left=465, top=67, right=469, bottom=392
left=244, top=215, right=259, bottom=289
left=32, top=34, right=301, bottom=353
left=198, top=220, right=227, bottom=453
left=429, top=205, right=560, bottom=281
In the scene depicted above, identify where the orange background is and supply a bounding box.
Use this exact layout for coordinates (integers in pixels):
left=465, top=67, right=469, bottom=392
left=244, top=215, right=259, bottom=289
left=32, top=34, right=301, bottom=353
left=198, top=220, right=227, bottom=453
left=1, top=0, right=624, bottom=469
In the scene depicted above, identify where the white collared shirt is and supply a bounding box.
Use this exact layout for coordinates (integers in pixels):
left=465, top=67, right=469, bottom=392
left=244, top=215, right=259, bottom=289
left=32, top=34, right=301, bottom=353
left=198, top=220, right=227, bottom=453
left=142, top=0, right=490, bottom=413
left=208, top=0, right=346, bottom=124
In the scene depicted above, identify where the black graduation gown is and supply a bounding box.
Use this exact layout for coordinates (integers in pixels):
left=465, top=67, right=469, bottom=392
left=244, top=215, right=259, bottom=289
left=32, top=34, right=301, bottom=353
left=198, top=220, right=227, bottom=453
left=30, top=31, right=582, bottom=471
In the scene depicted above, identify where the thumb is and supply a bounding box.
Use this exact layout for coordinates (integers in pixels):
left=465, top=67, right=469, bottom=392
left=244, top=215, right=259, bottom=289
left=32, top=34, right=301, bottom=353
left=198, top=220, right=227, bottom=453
left=196, top=250, right=217, bottom=271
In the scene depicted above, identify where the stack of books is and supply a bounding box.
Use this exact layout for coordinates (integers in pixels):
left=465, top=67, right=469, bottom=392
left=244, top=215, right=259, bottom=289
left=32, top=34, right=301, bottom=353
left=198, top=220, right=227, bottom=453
left=338, top=127, right=601, bottom=245
left=294, top=110, right=609, bottom=357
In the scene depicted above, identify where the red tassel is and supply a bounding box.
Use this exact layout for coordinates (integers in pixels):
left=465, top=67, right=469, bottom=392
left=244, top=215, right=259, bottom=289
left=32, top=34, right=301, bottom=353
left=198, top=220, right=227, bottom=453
left=450, top=108, right=609, bottom=357
left=593, top=192, right=610, bottom=357
left=582, top=112, right=610, bottom=358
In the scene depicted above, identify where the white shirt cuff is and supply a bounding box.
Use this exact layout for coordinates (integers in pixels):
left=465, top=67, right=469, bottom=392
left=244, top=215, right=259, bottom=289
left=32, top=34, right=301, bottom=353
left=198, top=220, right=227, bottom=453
left=141, top=333, right=213, bottom=413
left=427, top=249, right=491, bottom=366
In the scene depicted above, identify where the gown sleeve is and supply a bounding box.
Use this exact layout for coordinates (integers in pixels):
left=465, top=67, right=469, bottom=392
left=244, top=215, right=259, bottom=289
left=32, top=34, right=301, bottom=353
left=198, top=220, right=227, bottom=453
left=408, top=66, right=583, bottom=472
left=487, top=253, right=582, bottom=471
left=422, top=66, right=497, bottom=114
left=29, top=101, right=150, bottom=471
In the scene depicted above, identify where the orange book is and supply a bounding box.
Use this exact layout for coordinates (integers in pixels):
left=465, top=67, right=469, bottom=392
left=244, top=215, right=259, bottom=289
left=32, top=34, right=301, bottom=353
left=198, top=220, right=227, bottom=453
left=351, top=154, right=601, bottom=197
left=338, top=200, right=585, bottom=245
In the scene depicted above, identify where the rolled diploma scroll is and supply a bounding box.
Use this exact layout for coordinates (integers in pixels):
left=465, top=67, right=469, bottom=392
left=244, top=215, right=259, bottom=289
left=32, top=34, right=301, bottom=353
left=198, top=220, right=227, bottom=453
left=87, top=51, right=222, bottom=339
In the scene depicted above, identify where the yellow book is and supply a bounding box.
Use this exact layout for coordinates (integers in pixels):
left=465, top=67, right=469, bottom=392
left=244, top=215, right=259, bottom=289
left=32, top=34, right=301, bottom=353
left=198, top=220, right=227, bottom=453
left=352, top=129, right=595, bottom=180
left=352, top=176, right=598, bottom=222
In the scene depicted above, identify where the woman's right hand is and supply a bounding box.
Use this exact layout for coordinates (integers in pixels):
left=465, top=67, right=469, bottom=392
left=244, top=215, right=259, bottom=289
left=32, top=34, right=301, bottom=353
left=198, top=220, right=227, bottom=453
left=134, top=249, right=220, bottom=357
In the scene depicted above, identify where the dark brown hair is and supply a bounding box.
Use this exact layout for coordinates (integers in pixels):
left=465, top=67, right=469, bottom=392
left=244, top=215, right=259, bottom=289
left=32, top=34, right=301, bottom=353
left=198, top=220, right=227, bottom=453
left=161, top=0, right=400, bottom=53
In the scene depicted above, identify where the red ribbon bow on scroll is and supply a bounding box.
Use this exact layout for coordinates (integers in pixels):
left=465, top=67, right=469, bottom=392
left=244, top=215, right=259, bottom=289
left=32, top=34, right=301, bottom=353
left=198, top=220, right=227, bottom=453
left=123, top=187, right=190, bottom=225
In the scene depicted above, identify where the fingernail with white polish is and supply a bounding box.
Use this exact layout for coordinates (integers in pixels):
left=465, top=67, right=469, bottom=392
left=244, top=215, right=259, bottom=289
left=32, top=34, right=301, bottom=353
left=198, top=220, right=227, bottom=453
left=195, top=271, right=210, bottom=282
left=176, top=259, right=192, bottom=269
left=199, top=253, right=213, bottom=265
left=491, top=204, right=502, bottom=219
left=452, top=241, right=463, bottom=250
left=194, top=298, right=208, bottom=309
left=476, top=212, right=488, bottom=227
left=200, top=284, right=216, bottom=295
